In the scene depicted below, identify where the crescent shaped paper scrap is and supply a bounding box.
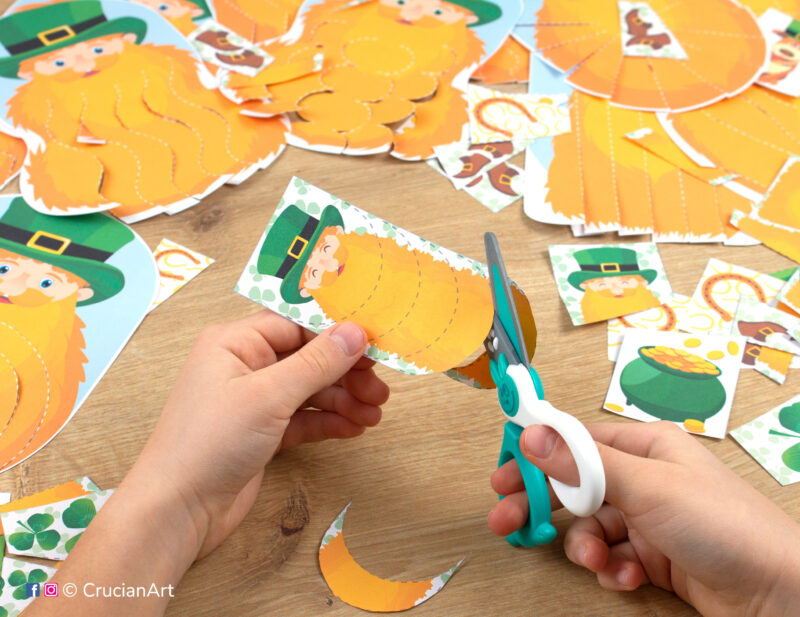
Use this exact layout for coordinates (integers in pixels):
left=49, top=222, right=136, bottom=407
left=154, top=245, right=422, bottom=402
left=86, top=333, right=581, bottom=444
left=0, top=0, right=286, bottom=222
left=236, top=177, right=537, bottom=384
left=222, top=0, right=523, bottom=159
left=0, top=133, right=26, bottom=191
left=471, top=35, right=530, bottom=84
left=521, top=0, right=766, bottom=112
left=319, top=503, right=465, bottom=612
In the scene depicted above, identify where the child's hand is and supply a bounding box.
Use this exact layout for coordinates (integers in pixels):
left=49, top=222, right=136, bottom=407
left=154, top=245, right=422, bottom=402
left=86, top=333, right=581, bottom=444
left=132, top=310, right=388, bottom=558
left=488, top=422, right=800, bottom=617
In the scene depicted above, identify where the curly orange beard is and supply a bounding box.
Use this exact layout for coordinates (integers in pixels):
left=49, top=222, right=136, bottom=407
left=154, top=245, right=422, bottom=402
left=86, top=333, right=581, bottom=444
left=308, top=232, right=492, bottom=372
left=580, top=284, right=660, bottom=324
left=8, top=41, right=286, bottom=218
left=0, top=294, right=86, bottom=471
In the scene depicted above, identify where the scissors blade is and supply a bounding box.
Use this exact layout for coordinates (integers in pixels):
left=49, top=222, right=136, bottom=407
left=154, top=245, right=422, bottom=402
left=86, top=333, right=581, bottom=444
left=484, top=232, right=530, bottom=369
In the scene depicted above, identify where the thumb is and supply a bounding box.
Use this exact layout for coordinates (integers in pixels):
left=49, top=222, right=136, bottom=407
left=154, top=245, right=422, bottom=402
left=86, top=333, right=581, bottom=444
left=257, top=321, right=368, bottom=413
left=520, top=424, right=667, bottom=515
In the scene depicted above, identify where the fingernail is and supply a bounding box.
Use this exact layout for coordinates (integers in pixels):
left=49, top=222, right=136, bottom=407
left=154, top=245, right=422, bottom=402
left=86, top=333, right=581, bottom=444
left=329, top=322, right=366, bottom=356
left=617, top=564, right=632, bottom=587
left=523, top=425, right=557, bottom=459
left=576, top=543, right=587, bottom=565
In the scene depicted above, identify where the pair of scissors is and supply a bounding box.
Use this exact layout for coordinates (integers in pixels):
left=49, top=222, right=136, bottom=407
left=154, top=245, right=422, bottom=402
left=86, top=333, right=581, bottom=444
left=484, top=232, right=606, bottom=547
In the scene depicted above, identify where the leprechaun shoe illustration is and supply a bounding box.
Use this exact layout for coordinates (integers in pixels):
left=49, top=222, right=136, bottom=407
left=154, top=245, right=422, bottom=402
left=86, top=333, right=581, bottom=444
left=254, top=204, right=493, bottom=373
left=0, top=197, right=133, bottom=471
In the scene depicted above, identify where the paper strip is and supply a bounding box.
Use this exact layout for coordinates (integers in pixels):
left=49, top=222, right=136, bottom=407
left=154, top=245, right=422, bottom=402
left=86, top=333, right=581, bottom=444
left=149, top=238, right=215, bottom=311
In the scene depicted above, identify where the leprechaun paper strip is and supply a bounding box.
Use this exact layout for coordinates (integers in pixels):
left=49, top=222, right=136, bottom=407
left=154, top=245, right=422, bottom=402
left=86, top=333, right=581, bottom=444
left=730, top=156, right=800, bottom=263
left=733, top=296, right=800, bottom=356
left=471, top=34, right=530, bottom=84
left=223, top=0, right=523, bottom=159
left=756, top=9, right=800, bottom=97
left=0, top=195, right=158, bottom=472
left=149, top=238, right=215, bottom=312
left=549, top=243, right=672, bottom=326
left=1, top=489, right=114, bottom=560
left=516, top=0, right=766, bottom=113
left=731, top=393, right=800, bottom=485
left=604, top=330, right=745, bottom=438
left=434, top=139, right=523, bottom=190
left=319, top=503, right=465, bottom=612
left=467, top=85, right=569, bottom=145
left=0, top=0, right=286, bottom=222
left=0, top=556, right=57, bottom=616
left=462, top=160, right=524, bottom=212
left=236, top=177, right=497, bottom=376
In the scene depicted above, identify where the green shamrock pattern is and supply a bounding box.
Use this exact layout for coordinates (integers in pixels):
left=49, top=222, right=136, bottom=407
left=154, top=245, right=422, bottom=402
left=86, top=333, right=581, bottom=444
left=8, top=515, right=59, bottom=552
left=0, top=558, right=56, bottom=616
left=731, top=395, right=800, bottom=485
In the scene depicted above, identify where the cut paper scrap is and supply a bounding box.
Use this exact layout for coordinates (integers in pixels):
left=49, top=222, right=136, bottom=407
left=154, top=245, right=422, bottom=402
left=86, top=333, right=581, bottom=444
left=742, top=343, right=793, bottom=384
left=756, top=9, right=800, bottom=97
left=730, top=156, right=800, bottom=263
left=434, top=140, right=523, bottom=190
left=462, top=160, right=524, bottom=212
left=1, top=489, right=113, bottom=560
left=604, top=330, right=745, bottom=438
left=236, top=178, right=537, bottom=384
left=607, top=294, right=686, bottom=361
left=682, top=258, right=787, bottom=333
left=731, top=393, right=800, bottom=485
left=319, top=503, right=465, bottom=612
left=526, top=90, right=752, bottom=242
left=222, top=0, right=523, bottom=159
left=520, top=0, right=767, bottom=112
left=471, top=35, right=530, bottom=84
left=550, top=243, right=672, bottom=326
left=0, top=554, right=57, bottom=615
left=660, top=85, right=800, bottom=197
left=0, top=478, right=100, bottom=525
left=149, top=238, right=215, bottom=312
left=0, top=133, right=25, bottom=191
left=468, top=85, right=569, bottom=144
left=0, top=195, right=157, bottom=472
left=733, top=296, right=800, bottom=356
left=0, top=0, right=286, bottom=222
left=187, top=20, right=275, bottom=76
left=778, top=269, right=800, bottom=315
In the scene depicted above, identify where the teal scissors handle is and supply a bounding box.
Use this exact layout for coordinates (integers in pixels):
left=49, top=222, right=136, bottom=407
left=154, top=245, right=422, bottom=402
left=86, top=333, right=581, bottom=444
left=498, top=421, right=557, bottom=547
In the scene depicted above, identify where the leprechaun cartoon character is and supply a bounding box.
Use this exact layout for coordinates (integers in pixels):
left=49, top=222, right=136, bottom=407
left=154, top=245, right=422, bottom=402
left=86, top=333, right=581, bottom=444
left=256, top=205, right=493, bottom=373
left=1, top=1, right=285, bottom=219
left=567, top=247, right=660, bottom=324
left=0, top=197, right=131, bottom=471
left=226, top=0, right=502, bottom=159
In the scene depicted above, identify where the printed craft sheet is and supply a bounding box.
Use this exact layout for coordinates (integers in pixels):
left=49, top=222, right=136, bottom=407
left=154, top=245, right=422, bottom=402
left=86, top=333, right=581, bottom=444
left=756, top=9, right=800, bottom=97
left=604, top=330, right=745, bottom=439
left=236, top=177, right=495, bottom=376
left=607, top=294, right=686, bottom=361
left=731, top=393, right=800, bottom=486
left=733, top=297, right=800, bottom=356
left=550, top=243, right=672, bottom=326
left=0, top=554, right=57, bottom=615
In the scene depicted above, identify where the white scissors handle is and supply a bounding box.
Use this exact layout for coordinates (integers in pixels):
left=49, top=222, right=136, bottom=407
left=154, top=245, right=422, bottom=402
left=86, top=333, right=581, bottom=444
left=506, top=364, right=606, bottom=518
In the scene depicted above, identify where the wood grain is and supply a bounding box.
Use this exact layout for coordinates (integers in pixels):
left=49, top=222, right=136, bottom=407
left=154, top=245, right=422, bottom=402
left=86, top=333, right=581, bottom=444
left=1, top=53, right=799, bottom=617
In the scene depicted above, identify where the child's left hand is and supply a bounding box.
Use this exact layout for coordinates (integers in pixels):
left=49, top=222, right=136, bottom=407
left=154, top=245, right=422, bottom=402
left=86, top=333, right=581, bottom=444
left=131, top=310, right=388, bottom=559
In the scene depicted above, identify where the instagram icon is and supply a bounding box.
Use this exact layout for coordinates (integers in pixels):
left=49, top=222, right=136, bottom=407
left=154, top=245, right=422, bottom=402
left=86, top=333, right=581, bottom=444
left=43, top=583, right=59, bottom=597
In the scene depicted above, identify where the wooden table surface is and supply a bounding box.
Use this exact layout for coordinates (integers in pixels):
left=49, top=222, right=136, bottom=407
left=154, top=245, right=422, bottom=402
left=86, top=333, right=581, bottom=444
left=2, top=118, right=799, bottom=617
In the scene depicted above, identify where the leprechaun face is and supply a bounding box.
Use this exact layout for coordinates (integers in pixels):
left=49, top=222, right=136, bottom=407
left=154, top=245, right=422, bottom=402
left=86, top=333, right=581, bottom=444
left=0, top=250, right=92, bottom=307
left=299, top=226, right=348, bottom=297
left=17, top=33, right=137, bottom=82
left=378, top=0, right=478, bottom=26
left=580, top=275, right=647, bottom=298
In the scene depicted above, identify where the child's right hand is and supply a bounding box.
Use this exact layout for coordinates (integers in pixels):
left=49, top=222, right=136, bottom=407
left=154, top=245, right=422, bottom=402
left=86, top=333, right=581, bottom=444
left=488, top=421, right=800, bottom=617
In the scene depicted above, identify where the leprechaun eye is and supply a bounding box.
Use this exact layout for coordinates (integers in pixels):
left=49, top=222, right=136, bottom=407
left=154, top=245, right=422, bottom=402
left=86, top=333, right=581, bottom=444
left=397, top=0, right=405, bottom=5
left=93, top=47, right=104, bottom=54
left=159, top=3, right=169, bottom=8
left=54, top=59, right=66, bottom=68
left=40, top=278, right=53, bottom=289
left=0, top=265, right=9, bottom=275
left=434, top=8, right=442, bottom=14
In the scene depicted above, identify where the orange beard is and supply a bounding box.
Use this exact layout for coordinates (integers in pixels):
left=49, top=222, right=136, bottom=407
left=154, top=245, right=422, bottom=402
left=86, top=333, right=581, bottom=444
left=580, top=284, right=660, bottom=324
left=0, top=295, right=86, bottom=471
left=8, top=41, right=286, bottom=218
left=214, top=0, right=304, bottom=42
left=309, top=232, right=492, bottom=372
left=227, top=0, right=484, bottom=156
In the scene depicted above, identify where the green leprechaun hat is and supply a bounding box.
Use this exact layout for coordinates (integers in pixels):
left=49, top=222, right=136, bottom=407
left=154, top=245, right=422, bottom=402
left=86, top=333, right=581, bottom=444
left=0, top=1, right=148, bottom=79
left=446, top=0, right=502, bottom=26
left=0, top=197, right=131, bottom=305
left=567, top=247, right=657, bottom=291
left=256, top=204, right=344, bottom=305
left=783, top=19, right=800, bottom=39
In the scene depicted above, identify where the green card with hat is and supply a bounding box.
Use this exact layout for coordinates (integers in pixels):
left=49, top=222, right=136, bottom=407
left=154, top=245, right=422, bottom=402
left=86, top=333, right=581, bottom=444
left=0, top=0, right=147, bottom=79
left=567, top=247, right=657, bottom=291
left=0, top=196, right=131, bottom=305
left=256, top=204, right=344, bottom=304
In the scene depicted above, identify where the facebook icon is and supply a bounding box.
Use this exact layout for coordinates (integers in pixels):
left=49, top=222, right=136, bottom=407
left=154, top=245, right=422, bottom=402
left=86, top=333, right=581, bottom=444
left=25, top=583, right=41, bottom=598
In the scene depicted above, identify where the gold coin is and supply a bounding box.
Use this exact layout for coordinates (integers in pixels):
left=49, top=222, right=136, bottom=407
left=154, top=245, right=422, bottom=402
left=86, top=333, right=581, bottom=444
left=606, top=403, right=624, bottom=413
left=684, top=419, right=706, bottom=433
left=707, top=350, right=724, bottom=361
left=684, top=338, right=701, bottom=348
left=728, top=341, right=740, bottom=356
